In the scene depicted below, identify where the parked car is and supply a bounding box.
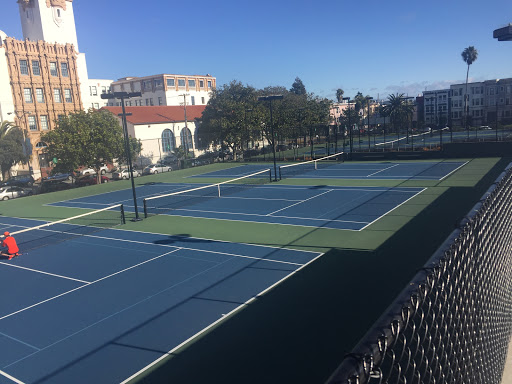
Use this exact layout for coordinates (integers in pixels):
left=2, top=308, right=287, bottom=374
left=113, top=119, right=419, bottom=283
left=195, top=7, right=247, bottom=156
left=480, top=125, right=492, bottom=130
left=0, top=174, right=35, bottom=187
left=80, top=164, right=109, bottom=175
left=75, top=175, right=110, bottom=187
left=142, top=164, right=172, bottom=175
left=0, top=186, right=33, bottom=200
left=39, top=180, right=73, bottom=194
left=112, top=169, right=141, bottom=180
left=44, top=172, right=74, bottom=182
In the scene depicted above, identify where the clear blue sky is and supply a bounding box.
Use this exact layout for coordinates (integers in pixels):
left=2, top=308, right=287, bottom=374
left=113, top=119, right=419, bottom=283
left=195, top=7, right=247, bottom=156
left=1, top=0, right=511, bottom=100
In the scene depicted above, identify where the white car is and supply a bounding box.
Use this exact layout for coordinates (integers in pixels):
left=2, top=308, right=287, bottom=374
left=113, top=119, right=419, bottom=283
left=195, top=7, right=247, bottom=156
left=142, top=164, right=172, bottom=175
left=80, top=164, right=109, bottom=175
left=0, top=186, right=33, bottom=201
left=112, top=169, right=141, bottom=180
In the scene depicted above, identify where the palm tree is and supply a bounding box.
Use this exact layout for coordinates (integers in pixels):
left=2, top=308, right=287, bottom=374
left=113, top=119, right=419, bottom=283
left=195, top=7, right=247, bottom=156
left=336, top=89, right=344, bottom=102
left=383, top=94, right=414, bottom=149
left=461, top=46, right=478, bottom=135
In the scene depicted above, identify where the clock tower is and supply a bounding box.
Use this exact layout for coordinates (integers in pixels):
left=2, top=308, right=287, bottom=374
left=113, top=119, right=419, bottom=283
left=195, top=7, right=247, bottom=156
left=18, top=0, right=79, bottom=51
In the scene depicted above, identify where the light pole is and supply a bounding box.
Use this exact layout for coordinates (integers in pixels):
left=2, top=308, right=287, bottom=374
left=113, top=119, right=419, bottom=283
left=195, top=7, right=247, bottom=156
left=101, top=91, right=142, bottom=221
left=366, top=96, right=373, bottom=151
left=496, top=79, right=500, bottom=142
left=258, top=95, right=283, bottom=181
left=342, top=97, right=352, bottom=159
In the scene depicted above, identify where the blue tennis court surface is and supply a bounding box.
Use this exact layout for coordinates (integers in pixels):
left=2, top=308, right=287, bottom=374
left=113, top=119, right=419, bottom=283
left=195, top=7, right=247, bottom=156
left=194, top=160, right=467, bottom=181
left=0, top=216, right=321, bottom=384
left=49, top=184, right=424, bottom=231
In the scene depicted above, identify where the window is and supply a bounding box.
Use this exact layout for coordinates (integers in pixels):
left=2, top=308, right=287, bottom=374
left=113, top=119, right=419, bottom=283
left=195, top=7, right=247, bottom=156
left=32, top=60, right=40, bottom=75
left=188, top=79, right=196, bottom=87
left=166, top=78, right=175, bottom=87
left=180, top=128, right=193, bottom=151
left=162, top=129, right=175, bottom=152
left=20, top=60, right=28, bottom=75
left=207, top=80, right=212, bottom=88
left=50, top=62, right=58, bottom=76
left=145, top=99, right=150, bottom=106
left=102, top=86, right=107, bottom=94
left=150, top=98, right=154, bottom=106
left=201, top=97, right=205, bottom=104
left=90, top=86, right=97, bottom=96
left=28, top=115, right=37, bottom=131
left=154, top=79, right=163, bottom=88
left=40, top=115, right=48, bottom=130
left=199, top=80, right=204, bottom=88
left=64, top=89, right=72, bottom=103
left=143, top=80, right=152, bottom=90
left=94, top=103, right=99, bottom=109
left=61, top=62, right=69, bottom=77
left=54, top=88, right=62, bottom=103
left=36, top=142, right=47, bottom=149
left=178, top=79, right=186, bottom=87
left=36, top=88, right=44, bottom=103
left=158, top=97, right=163, bottom=105
left=191, top=96, right=195, bottom=105
left=24, top=88, right=33, bottom=103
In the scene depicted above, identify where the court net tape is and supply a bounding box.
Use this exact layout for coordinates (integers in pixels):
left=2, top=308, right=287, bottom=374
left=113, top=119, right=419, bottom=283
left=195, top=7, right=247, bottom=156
left=2, top=204, right=125, bottom=253
left=278, top=152, right=344, bottom=180
left=143, top=168, right=272, bottom=218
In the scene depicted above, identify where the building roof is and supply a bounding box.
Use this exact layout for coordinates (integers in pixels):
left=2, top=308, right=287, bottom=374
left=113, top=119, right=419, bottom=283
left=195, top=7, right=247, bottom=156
left=103, top=105, right=206, bottom=125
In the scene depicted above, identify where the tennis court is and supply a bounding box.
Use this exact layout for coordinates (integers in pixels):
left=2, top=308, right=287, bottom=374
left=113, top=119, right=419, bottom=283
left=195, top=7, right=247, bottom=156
left=49, top=183, right=425, bottom=231
left=0, top=214, right=321, bottom=384
left=193, top=160, right=467, bottom=181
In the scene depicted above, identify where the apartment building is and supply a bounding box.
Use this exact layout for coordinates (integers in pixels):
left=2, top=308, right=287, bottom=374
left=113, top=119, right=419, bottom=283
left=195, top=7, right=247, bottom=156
left=424, top=89, right=450, bottom=127
left=109, top=74, right=216, bottom=108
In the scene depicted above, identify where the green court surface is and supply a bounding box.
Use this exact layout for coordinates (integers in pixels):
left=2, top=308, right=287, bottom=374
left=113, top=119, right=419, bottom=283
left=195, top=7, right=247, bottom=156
left=0, top=157, right=507, bottom=384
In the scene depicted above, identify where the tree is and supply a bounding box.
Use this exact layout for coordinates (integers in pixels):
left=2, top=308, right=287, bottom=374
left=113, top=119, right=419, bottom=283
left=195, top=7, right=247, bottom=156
left=461, top=46, right=478, bottom=131
left=41, top=109, right=126, bottom=182
left=0, top=121, right=29, bottom=180
left=336, top=89, right=344, bottom=102
left=290, top=77, right=306, bottom=95
left=382, top=93, right=414, bottom=136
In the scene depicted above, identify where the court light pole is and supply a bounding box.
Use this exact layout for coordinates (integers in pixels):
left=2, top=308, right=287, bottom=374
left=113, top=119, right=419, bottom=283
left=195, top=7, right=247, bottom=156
left=258, top=95, right=283, bottom=181
left=366, top=96, right=373, bottom=151
left=342, top=97, right=352, bottom=160
left=101, top=91, right=142, bottom=221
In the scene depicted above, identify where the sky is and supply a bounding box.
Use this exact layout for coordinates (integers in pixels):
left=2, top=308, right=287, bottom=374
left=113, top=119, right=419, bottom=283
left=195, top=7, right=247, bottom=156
left=1, top=0, right=511, bottom=101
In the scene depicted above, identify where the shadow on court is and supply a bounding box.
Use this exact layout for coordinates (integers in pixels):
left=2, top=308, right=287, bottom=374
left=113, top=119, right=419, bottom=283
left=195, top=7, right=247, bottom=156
left=153, top=234, right=214, bottom=245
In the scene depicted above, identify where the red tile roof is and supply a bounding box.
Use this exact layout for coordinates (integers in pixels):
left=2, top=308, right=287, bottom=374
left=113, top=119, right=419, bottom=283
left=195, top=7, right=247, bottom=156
left=102, top=105, right=206, bottom=125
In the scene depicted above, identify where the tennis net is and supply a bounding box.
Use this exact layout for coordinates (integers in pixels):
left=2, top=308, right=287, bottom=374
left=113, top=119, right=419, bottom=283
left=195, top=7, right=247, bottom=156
left=2, top=204, right=125, bottom=253
left=278, top=152, right=344, bottom=180
left=143, top=168, right=272, bottom=218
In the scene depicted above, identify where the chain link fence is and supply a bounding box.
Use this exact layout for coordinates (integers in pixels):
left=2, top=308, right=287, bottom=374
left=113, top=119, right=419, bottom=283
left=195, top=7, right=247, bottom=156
left=326, top=163, right=512, bottom=384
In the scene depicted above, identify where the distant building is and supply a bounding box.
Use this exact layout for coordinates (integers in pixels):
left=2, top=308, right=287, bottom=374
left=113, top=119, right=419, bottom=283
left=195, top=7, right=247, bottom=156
left=108, top=74, right=216, bottom=108
left=424, top=89, right=450, bottom=127
left=103, top=105, right=206, bottom=163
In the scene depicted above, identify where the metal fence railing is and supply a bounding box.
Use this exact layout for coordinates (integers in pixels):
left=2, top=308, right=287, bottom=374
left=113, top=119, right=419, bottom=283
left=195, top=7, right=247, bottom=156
left=326, top=163, right=512, bottom=384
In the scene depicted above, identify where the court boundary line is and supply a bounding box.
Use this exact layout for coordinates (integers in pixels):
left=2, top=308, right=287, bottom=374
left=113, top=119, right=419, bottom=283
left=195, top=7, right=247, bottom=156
left=0, top=369, right=25, bottom=384
left=0, top=263, right=90, bottom=284
left=367, top=164, right=399, bottom=177
left=358, top=187, right=427, bottom=231
left=266, top=189, right=333, bottom=216
left=439, top=160, right=469, bottom=181
left=0, top=331, right=39, bottom=351
left=118, top=250, right=326, bottom=384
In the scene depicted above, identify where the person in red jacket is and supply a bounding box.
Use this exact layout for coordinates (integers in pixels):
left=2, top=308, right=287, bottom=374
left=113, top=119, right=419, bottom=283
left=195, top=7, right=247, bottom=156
left=1, top=232, right=19, bottom=260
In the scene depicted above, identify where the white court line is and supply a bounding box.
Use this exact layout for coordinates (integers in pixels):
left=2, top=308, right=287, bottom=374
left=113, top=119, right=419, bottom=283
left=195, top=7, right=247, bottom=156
left=367, top=164, right=400, bottom=177
left=0, top=249, right=181, bottom=322
left=0, top=370, right=25, bottom=384
left=267, top=189, right=333, bottom=216
left=0, top=263, right=90, bottom=284
left=0, top=331, right=39, bottom=351
left=439, top=160, right=469, bottom=181
left=358, top=188, right=427, bottom=231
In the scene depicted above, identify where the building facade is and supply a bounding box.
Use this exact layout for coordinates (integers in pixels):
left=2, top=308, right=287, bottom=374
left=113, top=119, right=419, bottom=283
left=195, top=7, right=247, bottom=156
left=103, top=105, right=206, bottom=163
left=424, top=89, right=450, bottom=127
left=109, top=74, right=216, bottom=108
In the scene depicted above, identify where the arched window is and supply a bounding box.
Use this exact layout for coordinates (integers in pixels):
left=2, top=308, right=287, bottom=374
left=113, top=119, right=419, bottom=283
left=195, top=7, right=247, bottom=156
left=180, top=127, right=193, bottom=152
left=161, top=129, right=175, bottom=153
left=35, top=142, right=47, bottom=148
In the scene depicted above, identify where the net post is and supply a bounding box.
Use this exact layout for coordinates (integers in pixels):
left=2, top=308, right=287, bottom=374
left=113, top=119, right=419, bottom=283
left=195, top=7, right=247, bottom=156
left=120, top=204, right=126, bottom=224
left=143, top=199, right=148, bottom=219
left=217, top=184, right=221, bottom=197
